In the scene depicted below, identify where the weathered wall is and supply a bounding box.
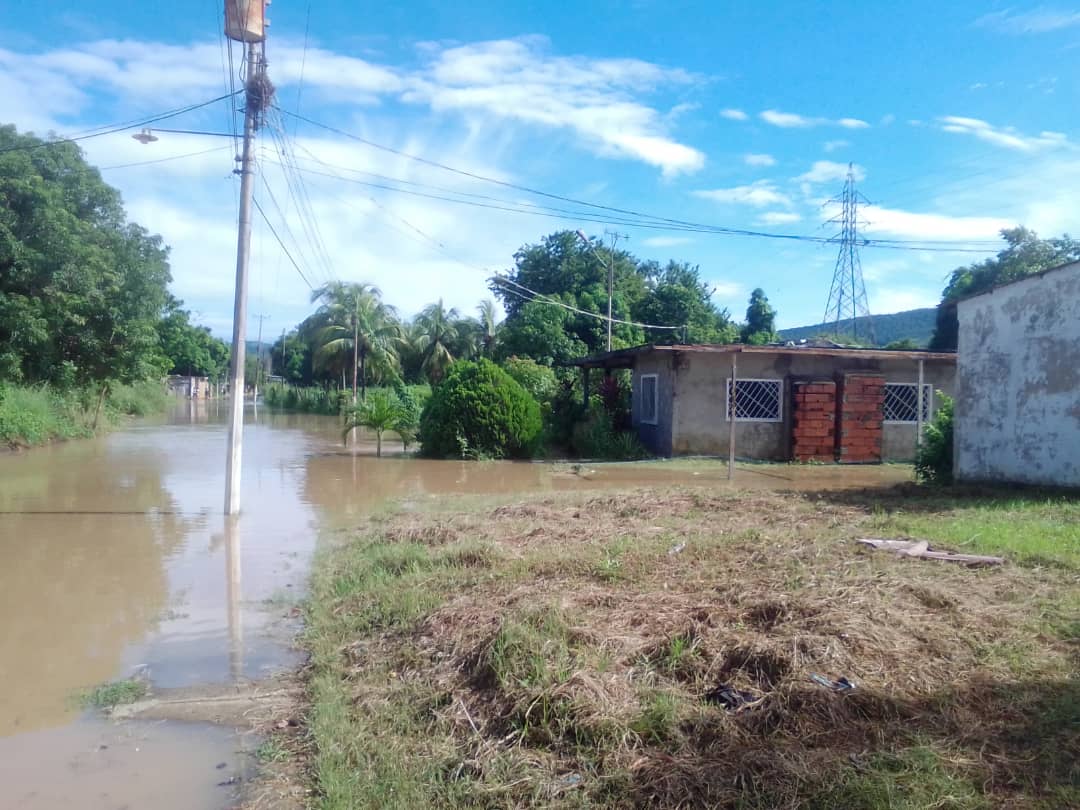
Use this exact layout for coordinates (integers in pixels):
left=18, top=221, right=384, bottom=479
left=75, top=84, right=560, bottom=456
left=641, top=350, right=953, bottom=460
left=630, top=353, right=674, bottom=456
left=955, top=262, right=1080, bottom=487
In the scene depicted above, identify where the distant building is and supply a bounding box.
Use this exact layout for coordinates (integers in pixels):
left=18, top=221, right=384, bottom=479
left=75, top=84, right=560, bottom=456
left=166, top=375, right=214, bottom=398
left=955, top=260, right=1080, bottom=487
left=570, top=343, right=955, bottom=462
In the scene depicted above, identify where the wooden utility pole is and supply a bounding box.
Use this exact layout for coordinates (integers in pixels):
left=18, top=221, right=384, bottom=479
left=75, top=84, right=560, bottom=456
left=224, top=1, right=272, bottom=515
left=728, top=352, right=737, bottom=480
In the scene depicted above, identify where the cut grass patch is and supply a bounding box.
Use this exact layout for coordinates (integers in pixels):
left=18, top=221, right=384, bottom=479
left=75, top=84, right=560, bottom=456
left=300, top=484, right=1080, bottom=809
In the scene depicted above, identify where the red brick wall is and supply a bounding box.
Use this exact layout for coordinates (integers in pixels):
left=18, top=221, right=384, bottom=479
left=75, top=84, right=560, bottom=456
left=837, top=374, right=884, bottom=463
left=792, top=381, right=836, bottom=462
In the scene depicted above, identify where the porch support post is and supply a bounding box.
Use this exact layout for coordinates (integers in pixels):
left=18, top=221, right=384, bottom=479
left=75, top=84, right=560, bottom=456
left=582, top=367, right=590, bottom=408
left=728, top=352, right=737, bottom=481
left=916, top=358, right=925, bottom=450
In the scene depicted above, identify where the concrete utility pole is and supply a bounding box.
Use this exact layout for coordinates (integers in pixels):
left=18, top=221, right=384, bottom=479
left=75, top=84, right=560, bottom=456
left=576, top=229, right=627, bottom=351
left=224, top=1, right=272, bottom=515
left=252, top=313, right=270, bottom=399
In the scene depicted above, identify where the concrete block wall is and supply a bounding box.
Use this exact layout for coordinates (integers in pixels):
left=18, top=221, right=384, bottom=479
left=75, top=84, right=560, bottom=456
left=837, top=374, right=884, bottom=463
left=792, top=381, right=836, bottom=462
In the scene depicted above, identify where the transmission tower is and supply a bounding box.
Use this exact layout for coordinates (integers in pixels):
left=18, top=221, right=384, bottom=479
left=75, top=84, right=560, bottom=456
left=822, top=164, right=874, bottom=344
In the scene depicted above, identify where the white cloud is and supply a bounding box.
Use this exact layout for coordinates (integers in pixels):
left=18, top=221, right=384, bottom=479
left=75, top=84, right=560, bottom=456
left=720, top=108, right=748, bottom=121
left=693, top=181, right=791, bottom=208
left=760, top=109, right=870, bottom=129
left=760, top=109, right=817, bottom=128
left=870, top=286, right=941, bottom=313
left=406, top=38, right=705, bottom=176
left=743, top=153, right=776, bottom=167
left=975, top=8, right=1080, bottom=34
left=860, top=205, right=1011, bottom=240
left=823, top=139, right=849, bottom=153
left=796, top=160, right=865, bottom=184
left=642, top=236, right=693, bottom=248
left=709, top=280, right=742, bottom=300
left=756, top=211, right=802, bottom=225
left=939, top=115, right=1069, bottom=151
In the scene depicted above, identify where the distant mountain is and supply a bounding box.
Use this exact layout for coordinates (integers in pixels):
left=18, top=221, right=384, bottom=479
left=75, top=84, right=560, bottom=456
left=779, top=307, right=937, bottom=348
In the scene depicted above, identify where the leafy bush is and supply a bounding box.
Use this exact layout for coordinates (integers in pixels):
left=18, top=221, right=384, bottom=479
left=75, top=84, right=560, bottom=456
left=915, top=393, right=954, bottom=485
left=107, top=380, right=167, bottom=416
left=419, top=359, right=542, bottom=459
left=571, top=401, right=650, bottom=460
left=0, top=384, right=91, bottom=446
left=262, top=383, right=340, bottom=414
left=502, top=358, right=558, bottom=404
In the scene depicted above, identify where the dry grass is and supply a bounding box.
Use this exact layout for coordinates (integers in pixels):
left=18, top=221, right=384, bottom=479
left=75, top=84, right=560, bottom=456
left=301, top=485, right=1079, bottom=809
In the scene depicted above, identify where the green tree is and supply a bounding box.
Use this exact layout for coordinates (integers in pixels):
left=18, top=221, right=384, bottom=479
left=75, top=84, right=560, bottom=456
left=496, top=298, right=588, bottom=366
left=476, top=299, right=501, bottom=355
left=634, top=261, right=738, bottom=344
left=413, top=299, right=460, bottom=384
left=157, top=296, right=229, bottom=379
left=493, top=231, right=647, bottom=356
left=310, top=282, right=400, bottom=401
left=929, top=227, right=1080, bottom=351
left=740, top=288, right=779, bottom=344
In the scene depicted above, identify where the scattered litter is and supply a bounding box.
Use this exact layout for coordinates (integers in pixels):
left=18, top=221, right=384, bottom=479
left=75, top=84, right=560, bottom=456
left=217, top=776, right=240, bottom=787
left=704, top=683, right=759, bottom=711
left=856, top=538, right=1004, bottom=567
left=810, top=673, right=855, bottom=691
left=215, top=761, right=227, bottom=770
left=668, top=542, right=687, bottom=556
left=558, top=773, right=582, bottom=788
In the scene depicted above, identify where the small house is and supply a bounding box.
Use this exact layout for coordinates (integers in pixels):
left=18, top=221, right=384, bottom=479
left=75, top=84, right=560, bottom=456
left=955, top=260, right=1080, bottom=487
left=570, top=343, right=956, bottom=463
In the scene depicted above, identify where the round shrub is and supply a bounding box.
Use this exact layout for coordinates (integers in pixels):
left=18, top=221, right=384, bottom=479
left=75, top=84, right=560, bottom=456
left=419, top=359, right=542, bottom=459
left=501, top=357, right=558, bottom=404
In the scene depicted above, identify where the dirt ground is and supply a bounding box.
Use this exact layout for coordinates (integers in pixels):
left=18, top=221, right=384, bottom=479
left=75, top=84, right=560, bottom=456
left=289, top=484, right=1079, bottom=809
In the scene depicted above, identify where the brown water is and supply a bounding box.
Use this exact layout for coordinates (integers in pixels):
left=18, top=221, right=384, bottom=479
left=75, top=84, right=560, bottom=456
left=0, top=400, right=911, bottom=807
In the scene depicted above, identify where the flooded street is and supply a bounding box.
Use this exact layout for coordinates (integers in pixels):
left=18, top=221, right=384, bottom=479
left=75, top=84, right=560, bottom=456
left=0, top=401, right=911, bottom=808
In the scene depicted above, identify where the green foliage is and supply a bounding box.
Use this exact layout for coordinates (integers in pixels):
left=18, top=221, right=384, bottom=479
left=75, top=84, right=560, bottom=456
left=741, top=287, right=778, bottom=344
left=392, top=382, right=422, bottom=452
left=635, top=261, right=738, bottom=344
left=501, top=357, right=558, bottom=403
left=884, top=338, right=920, bottom=350
left=915, top=393, right=954, bottom=485
left=344, top=389, right=401, bottom=457
left=572, top=401, right=650, bottom=460
left=0, top=125, right=172, bottom=387
left=419, top=359, right=542, bottom=459
left=76, top=678, right=147, bottom=709
left=106, top=380, right=167, bottom=417
left=262, top=383, right=340, bottom=414
left=495, top=298, right=588, bottom=366
left=779, top=308, right=937, bottom=348
left=157, top=295, right=229, bottom=380
left=929, top=228, right=1080, bottom=351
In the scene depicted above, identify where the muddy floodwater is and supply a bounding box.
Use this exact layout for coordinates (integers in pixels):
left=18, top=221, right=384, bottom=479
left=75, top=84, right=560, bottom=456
left=0, top=400, right=911, bottom=808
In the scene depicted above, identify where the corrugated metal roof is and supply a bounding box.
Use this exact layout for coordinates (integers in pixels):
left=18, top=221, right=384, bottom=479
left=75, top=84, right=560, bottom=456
left=568, top=343, right=957, bottom=368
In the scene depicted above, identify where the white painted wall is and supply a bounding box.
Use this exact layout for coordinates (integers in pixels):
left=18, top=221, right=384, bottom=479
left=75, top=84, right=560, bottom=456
left=955, top=261, right=1080, bottom=487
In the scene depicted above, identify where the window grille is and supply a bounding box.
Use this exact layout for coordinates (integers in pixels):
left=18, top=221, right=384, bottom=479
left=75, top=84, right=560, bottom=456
left=725, top=378, right=783, bottom=422
left=640, top=374, right=658, bottom=424
left=883, top=383, right=933, bottom=423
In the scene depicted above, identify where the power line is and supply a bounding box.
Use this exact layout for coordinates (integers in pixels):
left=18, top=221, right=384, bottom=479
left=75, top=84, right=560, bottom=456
left=98, top=144, right=232, bottom=171
left=252, top=196, right=313, bottom=290
left=492, top=275, right=683, bottom=331
left=0, top=92, right=241, bottom=155
left=274, top=107, right=997, bottom=254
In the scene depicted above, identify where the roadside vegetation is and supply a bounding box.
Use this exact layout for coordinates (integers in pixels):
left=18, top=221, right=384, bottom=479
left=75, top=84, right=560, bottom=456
left=0, top=380, right=167, bottom=449
left=292, top=484, right=1078, bottom=809
left=75, top=677, right=148, bottom=710
left=0, top=125, right=228, bottom=448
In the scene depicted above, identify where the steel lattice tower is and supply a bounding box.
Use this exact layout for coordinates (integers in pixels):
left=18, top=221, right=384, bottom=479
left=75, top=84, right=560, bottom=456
left=822, top=164, right=874, bottom=344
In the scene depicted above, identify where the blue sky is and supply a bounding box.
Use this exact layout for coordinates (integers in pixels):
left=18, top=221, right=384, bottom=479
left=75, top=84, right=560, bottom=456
left=2, top=2, right=1078, bottom=335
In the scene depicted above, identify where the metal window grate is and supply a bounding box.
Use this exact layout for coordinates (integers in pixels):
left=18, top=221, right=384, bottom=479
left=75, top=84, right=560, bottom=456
left=883, top=383, right=932, bottom=423
left=640, top=374, right=658, bottom=424
left=726, top=378, right=783, bottom=422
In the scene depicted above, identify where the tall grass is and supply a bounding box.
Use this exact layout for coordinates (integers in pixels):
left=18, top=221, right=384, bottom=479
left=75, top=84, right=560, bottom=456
left=263, top=383, right=431, bottom=416
left=0, top=381, right=169, bottom=448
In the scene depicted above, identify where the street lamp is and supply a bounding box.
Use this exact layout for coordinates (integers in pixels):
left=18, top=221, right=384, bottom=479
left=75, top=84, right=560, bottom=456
left=575, top=230, right=624, bottom=352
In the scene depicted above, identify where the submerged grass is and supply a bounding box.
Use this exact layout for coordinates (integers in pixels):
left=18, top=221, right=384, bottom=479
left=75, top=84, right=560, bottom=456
left=77, top=678, right=148, bottom=709
left=302, top=484, right=1080, bottom=809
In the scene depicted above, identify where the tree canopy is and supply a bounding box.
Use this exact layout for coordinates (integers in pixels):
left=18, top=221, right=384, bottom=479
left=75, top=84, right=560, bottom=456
left=929, top=227, right=1080, bottom=351
left=741, top=288, right=779, bottom=345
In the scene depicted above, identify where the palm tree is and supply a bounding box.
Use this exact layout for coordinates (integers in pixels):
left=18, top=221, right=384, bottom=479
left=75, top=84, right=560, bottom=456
left=477, top=299, right=501, bottom=356
left=414, top=299, right=460, bottom=384
left=310, top=282, right=400, bottom=402
left=342, top=390, right=399, bottom=457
